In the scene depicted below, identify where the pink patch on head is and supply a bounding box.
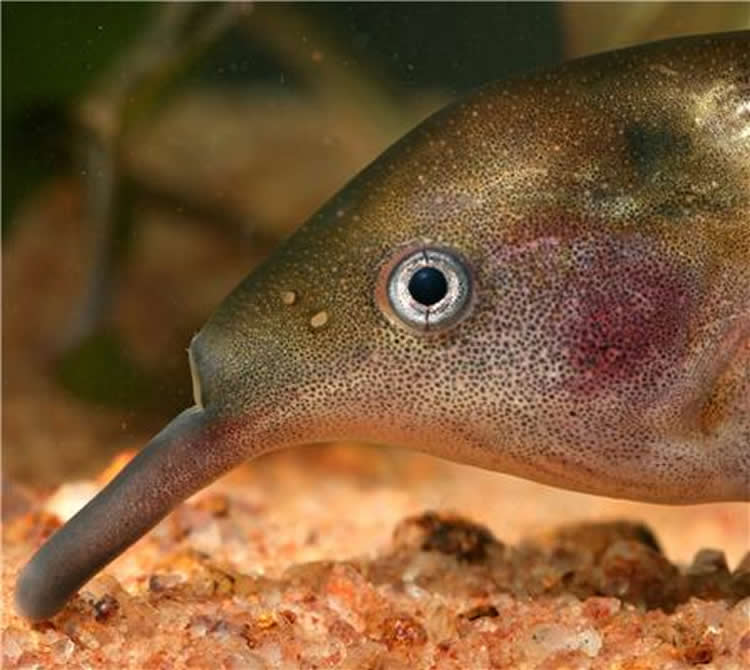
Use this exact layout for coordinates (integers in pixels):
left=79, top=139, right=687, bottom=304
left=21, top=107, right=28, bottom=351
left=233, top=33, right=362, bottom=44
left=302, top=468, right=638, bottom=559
left=560, top=236, right=697, bottom=395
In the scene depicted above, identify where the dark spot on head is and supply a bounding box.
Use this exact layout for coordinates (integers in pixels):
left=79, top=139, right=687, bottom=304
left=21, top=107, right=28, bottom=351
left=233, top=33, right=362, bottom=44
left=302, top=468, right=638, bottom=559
left=624, top=121, right=691, bottom=177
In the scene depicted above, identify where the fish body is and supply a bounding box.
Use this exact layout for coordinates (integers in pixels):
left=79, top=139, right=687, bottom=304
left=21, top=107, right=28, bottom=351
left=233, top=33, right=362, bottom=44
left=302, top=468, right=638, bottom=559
left=16, top=31, right=750, bottom=621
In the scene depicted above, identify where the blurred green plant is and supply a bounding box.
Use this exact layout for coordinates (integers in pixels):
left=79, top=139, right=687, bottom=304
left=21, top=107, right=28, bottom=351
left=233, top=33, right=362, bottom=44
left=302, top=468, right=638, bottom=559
left=55, top=329, right=189, bottom=411
left=2, top=3, right=155, bottom=235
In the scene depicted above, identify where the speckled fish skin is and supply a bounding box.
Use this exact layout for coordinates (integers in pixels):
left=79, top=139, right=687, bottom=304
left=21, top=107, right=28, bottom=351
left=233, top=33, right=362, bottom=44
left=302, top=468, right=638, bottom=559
left=198, top=30, right=749, bottom=502
left=16, top=31, right=749, bottom=621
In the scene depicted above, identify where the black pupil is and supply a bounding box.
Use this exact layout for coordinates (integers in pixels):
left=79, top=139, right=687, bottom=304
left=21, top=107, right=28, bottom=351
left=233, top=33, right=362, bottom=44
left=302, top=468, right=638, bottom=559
left=408, top=267, right=448, bottom=306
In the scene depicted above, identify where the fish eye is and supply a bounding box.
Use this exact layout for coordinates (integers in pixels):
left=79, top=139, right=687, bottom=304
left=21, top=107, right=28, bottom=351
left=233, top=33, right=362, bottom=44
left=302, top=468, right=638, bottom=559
left=408, top=267, right=448, bottom=306
left=376, top=245, right=473, bottom=334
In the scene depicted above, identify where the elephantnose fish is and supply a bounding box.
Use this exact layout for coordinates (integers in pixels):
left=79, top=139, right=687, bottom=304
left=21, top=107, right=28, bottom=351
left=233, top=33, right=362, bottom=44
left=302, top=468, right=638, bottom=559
left=16, top=31, right=749, bottom=621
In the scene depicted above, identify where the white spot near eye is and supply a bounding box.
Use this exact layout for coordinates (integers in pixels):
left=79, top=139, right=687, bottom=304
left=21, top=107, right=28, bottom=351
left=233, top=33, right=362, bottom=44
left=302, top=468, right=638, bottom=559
left=310, top=311, right=329, bottom=329
left=280, top=290, right=297, bottom=305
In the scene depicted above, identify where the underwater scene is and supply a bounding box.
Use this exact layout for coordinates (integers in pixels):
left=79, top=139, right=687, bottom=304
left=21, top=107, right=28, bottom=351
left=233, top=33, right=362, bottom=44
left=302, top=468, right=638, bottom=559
left=3, top=3, right=749, bottom=668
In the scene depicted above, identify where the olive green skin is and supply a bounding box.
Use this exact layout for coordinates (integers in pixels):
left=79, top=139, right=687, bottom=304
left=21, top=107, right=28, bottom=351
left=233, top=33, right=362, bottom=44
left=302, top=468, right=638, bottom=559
left=16, top=31, right=749, bottom=621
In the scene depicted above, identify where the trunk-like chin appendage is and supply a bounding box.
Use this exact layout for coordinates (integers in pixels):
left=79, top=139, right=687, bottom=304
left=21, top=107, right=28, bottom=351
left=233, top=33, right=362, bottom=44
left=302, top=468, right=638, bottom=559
left=15, top=406, right=237, bottom=621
